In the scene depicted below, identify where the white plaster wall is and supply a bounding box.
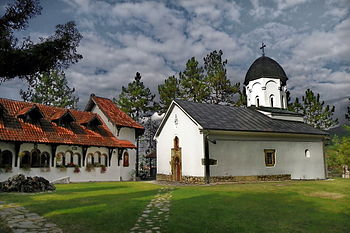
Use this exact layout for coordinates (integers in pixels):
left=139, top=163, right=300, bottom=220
left=91, top=104, right=137, bottom=179
left=0, top=143, right=136, bottom=182
left=156, top=104, right=204, bottom=177
left=246, top=78, right=287, bottom=108
left=208, top=134, right=325, bottom=179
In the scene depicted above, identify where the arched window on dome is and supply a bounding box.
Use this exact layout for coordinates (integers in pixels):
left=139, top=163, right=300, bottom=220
left=255, top=96, right=260, bottom=107
left=270, top=95, right=274, bottom=108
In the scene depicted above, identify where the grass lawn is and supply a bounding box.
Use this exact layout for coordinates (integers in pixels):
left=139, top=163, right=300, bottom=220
left=0, top=179, right=349, bottom=233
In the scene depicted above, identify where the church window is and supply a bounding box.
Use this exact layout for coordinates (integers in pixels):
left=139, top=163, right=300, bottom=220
left=40, top=152, right=50, bottom=167
left=123, top=151, right=129, bottom=167
left=31, top=149, right=41, bottom=167
left=0, top=150, right=13, bottom=168
left=255, top=96, right=260, bottom=107
left=264, top=149, right=276, bottom=167
left=281, top=96, right=285, bottom=108
left=305, top=149, right=311, bottom=158
left=270, top=95, right=274, bottom=108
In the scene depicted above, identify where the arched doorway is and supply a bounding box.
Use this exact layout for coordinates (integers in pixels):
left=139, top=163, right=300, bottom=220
left=171, top=136, right=182, bottom=181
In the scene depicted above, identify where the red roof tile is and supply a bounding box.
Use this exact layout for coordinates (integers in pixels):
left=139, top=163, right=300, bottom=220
left=0, top=98, right=136, bottom=148
left=86, top=94, right=144, bottom=129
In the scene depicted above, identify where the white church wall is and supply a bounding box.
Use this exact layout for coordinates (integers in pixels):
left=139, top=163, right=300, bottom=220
left=156, top=104, right=204, bottom=177
left=208, top=133, right=325, bottom=179
left=246, top=78, right=286, bottom=108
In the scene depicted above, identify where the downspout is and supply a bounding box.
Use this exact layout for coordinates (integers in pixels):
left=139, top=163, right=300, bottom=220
left=204, top=134, right=210, bottom=184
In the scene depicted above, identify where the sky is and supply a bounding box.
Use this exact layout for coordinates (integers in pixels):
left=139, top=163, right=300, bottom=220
left=0, top=0, right=349, bottom=123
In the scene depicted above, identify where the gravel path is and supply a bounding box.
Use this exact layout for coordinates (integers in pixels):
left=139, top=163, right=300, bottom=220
left=129, top=187, right=174, bottom=233
left=0, top=201, right=63, bottom=233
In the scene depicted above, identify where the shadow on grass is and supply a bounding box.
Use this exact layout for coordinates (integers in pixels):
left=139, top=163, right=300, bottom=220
left=0, top=183, right=161, bottom=233
left=167, top=191, right=350, bottom=233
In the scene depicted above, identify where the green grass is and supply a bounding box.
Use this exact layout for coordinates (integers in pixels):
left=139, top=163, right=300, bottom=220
left=0, top=182, right=161, bottom=233
left=0, top=179, right=350, bottom=233
left=168, top=179, right=350, bottom=233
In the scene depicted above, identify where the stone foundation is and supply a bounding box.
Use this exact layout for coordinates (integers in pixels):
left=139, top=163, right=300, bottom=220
left=157, top=173, right=291, bottom=184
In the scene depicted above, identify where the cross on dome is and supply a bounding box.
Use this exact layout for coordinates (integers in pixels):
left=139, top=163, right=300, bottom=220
left=260, top=42, right=266, bottom=56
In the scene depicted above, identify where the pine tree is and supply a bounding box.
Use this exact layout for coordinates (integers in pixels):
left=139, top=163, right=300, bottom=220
left=290, top=89, right=338, bottom=129
left=158, top=75, right=181, bottom=113
left=114, top=72, right=157, bottom=121
left=0, top=0, right=82, bottom=83
left=20, top=70, right=78, bottom=108
left=346, top=98, right=350, bottom=122
left=179, top=57, right=209, bottom=102
left=203, top=50, right=240, bottom=104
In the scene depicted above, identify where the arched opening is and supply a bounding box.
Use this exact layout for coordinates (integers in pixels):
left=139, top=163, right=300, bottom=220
left=255, top=96, right=260, bottom=107
left=94, top=151, right=101, bottom=165
left=86, top=153, right=93, bottom=164
left=20, top=151, right=31, bottom=168
left=305, top=149, right=311, bottom=158
left=0, top=150, right=13, bottom=168
left=65, top=151, right=73, bottom=166
left=73, top=153, right=81, bottom=166
left=100, top=154, right=108, bottom=167
left=31, top=149, right=41, bottom=167
left=174, top=136, right=179, bottom=150
left=174, top=157, right=181, bottom=181
left=270, top=95, right=274, bottom=108
left=123, top=151, right=129, bottom=167
left=55, top=152, right=64, bottom=166
left=40, top=152, right=50, bottom=167
left=281, top=96, right=285, bottom=108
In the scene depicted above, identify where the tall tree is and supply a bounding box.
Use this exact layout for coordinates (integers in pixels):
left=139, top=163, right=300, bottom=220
left=20, top=70, right=79, bottom=108
left=158, top=75, right=181, bottom=113
left=179, top=57, right=209, bottom=103
left=203, top=50, right=240, bottom=104
left=0, top=0, right=82, bottom=83
left=114, top=72, right=157, bottom=121
left=346, top=98, right=350, bottom=122
left=290, top=89, right=338, bottom=129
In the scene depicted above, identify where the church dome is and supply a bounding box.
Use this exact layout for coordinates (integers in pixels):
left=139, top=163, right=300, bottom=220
left=244, top=56, right=288, bottom=86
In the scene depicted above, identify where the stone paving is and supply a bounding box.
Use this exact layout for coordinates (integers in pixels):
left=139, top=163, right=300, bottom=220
left=129, top=187, right=174, bottom=233
left=0, top=201, right=63, bottom=233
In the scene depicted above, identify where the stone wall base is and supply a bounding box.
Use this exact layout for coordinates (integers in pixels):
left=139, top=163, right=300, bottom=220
left=157, top=174, right=291, bottom=184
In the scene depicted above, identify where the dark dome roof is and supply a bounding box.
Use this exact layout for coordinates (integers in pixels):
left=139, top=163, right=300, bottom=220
left=244, top=56, right=288, bottom=85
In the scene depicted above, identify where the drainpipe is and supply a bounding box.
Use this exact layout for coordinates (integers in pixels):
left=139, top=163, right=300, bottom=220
left=204, top=134, right=210, bottom=184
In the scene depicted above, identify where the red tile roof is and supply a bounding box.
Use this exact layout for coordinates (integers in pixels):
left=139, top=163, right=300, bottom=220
left=85, top=94, right=144, bottom=130
left=0, top=98, right=136, bottom=148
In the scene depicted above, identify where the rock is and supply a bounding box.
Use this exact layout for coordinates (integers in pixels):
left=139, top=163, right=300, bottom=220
left=51, top=176, right=70, bottom=184
left=0, top=174, right=55, bottom=193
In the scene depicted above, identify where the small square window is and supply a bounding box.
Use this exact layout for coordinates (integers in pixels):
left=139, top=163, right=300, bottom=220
left=264, top=149, right=276, bottom=167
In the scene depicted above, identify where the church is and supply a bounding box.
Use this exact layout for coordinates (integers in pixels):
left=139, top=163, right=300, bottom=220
left=0, top=94, right=143, bottom=182
left=155, top=53, right=328, bottom=183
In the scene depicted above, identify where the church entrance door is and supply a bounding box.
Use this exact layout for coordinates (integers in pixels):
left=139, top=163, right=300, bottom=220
left=174, top=157, right=180, bottom=181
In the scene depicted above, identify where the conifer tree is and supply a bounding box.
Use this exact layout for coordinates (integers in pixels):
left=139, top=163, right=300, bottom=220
left=114, top=72, right=157, bottom=121
left=346, top=98, right=350, bottom=122
left=179, top=57, right=209, bottom=102
left=0, top=0, right=82, bottom=83
left=20, top=70, right=78, bottom=108
left=158, top=75, right=181, bottom=113
left=203, top=50, right=240, bottom=104
left=290, top=89, right=338, bottom=129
